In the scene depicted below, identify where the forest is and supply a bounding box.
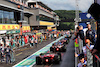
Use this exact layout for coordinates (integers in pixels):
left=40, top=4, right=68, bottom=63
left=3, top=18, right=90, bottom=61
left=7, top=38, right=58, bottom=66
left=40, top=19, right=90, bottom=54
left=54, top=10, right=81, bottom=30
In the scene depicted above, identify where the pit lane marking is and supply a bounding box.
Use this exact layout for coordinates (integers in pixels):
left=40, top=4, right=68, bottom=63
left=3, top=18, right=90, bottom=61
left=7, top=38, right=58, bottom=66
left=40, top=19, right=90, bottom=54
left=13, top=35, right=66, bottom=67
left=16, top=52, right=22, bottom=56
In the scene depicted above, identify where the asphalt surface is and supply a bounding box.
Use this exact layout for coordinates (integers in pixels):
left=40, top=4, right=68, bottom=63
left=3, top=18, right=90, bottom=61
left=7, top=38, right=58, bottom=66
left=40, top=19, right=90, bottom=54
left=0, top=36, right=75, bottom=67
left=33, top=35, right=75, bottom=67
left=0, top=39, right=55, bottom=67
left=60, top=35, right=75, bottom=67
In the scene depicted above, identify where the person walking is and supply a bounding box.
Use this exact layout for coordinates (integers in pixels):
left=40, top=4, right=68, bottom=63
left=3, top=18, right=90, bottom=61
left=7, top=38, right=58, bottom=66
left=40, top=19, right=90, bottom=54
left=40, top=34, right=43, bottom=43
left=19, top=36, right=21, bottom=47
left=13, top=38, right=16, bottom=48
left=17, top=38, right=20, bottom=48
left=51, top=33, right=53, bottom=39
left=45, top=34, right=46, bottom=41
left=22, top=36, right=25, bottom=46
left=30, top=37, right=34, bottom=47
left=2, top=37, right=6, bottom=47
left=4, top=46, right=13, bottom=64
left=34, top=38, right=38, bottom=48
left=6, top=37, right=10, bottom=47
left=0, top=44, right=5, bottom=62
left=10, top=39, right=15, bottom=63
left=54, top=33, right=57, bottom=40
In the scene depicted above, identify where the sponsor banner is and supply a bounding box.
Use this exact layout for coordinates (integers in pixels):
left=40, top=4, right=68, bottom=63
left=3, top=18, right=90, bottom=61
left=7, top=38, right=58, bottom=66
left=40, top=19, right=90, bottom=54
left=0, top=24, right=19, bottom=30
left=13, top=35, right=66, bottom=67
left=22, top=26, right=30, bottom=33
left=6, top=30, right=20, bottom=34
left=22, top=26, right=30, bottom=31
left=40, top=21, right=54, bottom=26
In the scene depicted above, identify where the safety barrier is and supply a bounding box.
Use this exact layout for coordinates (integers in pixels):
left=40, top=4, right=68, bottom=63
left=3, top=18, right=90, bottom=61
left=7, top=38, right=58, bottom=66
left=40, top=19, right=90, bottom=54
left=86, top=44, right=100, bottom=67
left=86, top=44, right=93, bottom=67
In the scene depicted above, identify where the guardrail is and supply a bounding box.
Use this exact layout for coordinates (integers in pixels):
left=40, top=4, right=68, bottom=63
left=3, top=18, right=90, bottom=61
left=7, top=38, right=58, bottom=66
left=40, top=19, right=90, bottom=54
left=74, top=38, right=80, bottom=67
left=86, top=44, right=100, bottom=67
left=86, top=44, right=93, bottom=67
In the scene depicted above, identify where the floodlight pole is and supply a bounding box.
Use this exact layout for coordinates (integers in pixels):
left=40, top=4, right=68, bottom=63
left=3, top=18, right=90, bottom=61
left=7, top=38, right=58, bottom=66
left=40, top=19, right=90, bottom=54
left=75, top=0, right=80, bottom=30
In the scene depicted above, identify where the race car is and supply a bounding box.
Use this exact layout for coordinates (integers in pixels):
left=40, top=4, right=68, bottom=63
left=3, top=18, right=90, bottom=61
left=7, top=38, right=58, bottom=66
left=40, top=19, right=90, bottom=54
left=36, top=53, right=61, bottom=65
left=61, top=37, right=69, bottom=44
left=50, top=44, right=66, bottom=52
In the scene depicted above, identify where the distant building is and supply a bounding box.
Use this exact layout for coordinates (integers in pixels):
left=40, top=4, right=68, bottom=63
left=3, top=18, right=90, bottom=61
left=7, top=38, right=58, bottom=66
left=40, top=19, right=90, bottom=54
left=27, top=0, right=60, bottom=30
left=0, top=0, right=59, bottom=36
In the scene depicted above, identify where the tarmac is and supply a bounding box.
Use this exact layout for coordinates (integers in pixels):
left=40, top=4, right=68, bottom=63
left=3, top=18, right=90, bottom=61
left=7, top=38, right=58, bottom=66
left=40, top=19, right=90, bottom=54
left=0, top=39, right=55, bottom=67
left=60, top=35, right=75, bottom=67
left=0, top=35, right=75, bottom=67
left=34, top=35, right=75, bottom=67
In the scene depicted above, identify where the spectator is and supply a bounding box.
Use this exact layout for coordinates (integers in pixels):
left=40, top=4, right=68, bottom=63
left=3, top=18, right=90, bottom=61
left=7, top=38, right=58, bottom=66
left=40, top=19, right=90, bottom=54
left=45, top=34, right=47, bottom=41
left=2, top=37, right=6, bottom=47
left=30, top=37, right=34, bottom=47
left=54, top=34, right=57, bottom=40
left=40, top=34, right=43, bottom=43
left=22, top=36, right=25, bottom=46
left=86, top=24, right=96, bottom=44
left=73, top=27, right=79, bottom=39
left=34, top=38, right=38, bottom=47
left=79, top=26, right=85, bottom=40
left=0, top=44, right=5, bottom=62
left=13, top=38, right=16, bottom=48
left=19, top=36, right=21, bottom=47
left=10, top=39, right=14, bottom=49
left=77, top=54, right=87, bottom=67
left=6, top=37, right=9, bottom=47
left=17, top=38, right=20, bottom=48
left=74, top=26, right=85, bottom=46
left=4, top=46, right=13, bottom=64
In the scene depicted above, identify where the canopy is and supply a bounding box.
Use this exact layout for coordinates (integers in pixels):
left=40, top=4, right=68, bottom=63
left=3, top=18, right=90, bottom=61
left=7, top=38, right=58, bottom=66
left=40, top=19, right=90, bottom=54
left=0, top=30, right=6, bottom=34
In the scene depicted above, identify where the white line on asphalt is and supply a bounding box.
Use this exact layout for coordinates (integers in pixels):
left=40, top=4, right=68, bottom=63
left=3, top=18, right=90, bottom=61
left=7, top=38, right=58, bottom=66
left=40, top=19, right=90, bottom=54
left=13, top=41, right=54, bottom=67
left=16, top=52, right=22, bottom=56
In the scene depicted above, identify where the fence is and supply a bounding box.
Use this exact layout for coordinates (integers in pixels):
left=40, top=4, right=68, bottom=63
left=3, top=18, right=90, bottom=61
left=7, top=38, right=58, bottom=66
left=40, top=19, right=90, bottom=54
left=74, top=38, right=100, bottom=67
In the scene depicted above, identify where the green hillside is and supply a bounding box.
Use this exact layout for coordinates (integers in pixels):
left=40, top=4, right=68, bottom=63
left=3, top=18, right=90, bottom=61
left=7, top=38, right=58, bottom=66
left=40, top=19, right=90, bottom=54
left=54, top=10, right=81, bottom=30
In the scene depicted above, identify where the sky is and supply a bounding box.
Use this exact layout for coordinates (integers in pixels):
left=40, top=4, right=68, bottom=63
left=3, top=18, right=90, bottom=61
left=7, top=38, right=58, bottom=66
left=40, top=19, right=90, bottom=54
left=37, top=0, right=94, bottom=12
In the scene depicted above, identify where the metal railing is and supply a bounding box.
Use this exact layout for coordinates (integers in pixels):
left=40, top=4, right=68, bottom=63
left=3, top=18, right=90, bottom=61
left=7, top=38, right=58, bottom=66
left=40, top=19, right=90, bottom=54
left=86, top=44, right=100, bottom=67
left=86, top=44, right=93, bottom=67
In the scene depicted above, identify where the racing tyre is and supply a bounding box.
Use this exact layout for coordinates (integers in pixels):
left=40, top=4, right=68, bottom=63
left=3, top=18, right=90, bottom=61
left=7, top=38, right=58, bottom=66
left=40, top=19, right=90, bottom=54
left=54, top=55, right=60, bottom=64
left=57, top=53, right=62, bottom=61
left=62, top=47, right=66, bottom=52
left=50, top=47, right=53, bottom=52
left=63, top=49, right=66, bottom=52
left=36, top=56, right=42, bottom=65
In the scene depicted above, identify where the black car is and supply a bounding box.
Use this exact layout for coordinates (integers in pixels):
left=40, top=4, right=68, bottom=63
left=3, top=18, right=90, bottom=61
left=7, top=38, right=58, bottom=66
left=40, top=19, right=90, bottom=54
left=50, top=44, right=66, bottom=52
left=36, top=53, right=61, bottom=65
left=61, top=37, right=69, bottom=44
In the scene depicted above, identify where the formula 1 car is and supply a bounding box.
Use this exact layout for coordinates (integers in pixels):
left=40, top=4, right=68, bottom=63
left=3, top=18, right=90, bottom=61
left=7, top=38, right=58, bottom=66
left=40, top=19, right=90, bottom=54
left=61, top=37, right=69, bottom=44
left=50, top=44, right=66, bottom=52
left=36, top=53, right=61, bottom=65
